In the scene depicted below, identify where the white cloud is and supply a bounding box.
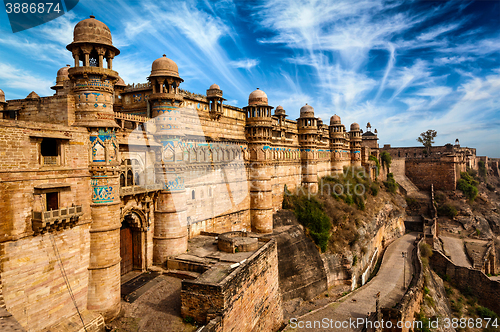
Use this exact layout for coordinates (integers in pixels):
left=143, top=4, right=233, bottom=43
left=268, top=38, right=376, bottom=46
left=229, top=59, right=259, bottom=70
left=0, top=63, right=53, bottom=97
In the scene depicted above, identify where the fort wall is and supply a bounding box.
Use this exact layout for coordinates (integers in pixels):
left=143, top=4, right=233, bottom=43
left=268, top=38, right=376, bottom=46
left=0, top=225, right=91, bottom=332
left=405, top=157, right=456, bottom=191
left=181, top=239, right=283, bottom=332
left=430, top=249, right=500, bottom=315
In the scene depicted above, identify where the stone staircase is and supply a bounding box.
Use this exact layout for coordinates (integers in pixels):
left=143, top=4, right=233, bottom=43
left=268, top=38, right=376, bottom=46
left=393, top=174, right=427, bottom=199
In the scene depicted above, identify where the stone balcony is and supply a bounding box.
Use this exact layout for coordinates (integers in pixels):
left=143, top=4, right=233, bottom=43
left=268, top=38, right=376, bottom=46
left=32, top=205, right=83, bottom=234
left=120, top=183, right=163, bottom=197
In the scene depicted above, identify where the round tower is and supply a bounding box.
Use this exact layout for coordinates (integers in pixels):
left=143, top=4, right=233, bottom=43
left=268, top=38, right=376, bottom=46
left=244, top=88, right=273, bottom=233
left=51, top=64, right=71, bottom=96
left=206, top=83, right=225, bottom=120
left=298, top=104, right=318, bottom=192
left=349, top=122, right=362, bottom=167
left=113, top=76, right=127, bottom=111
left=66, top=16, right=121, bottom=320
left=329, top=114, right=349, bottom=173
left=148, top=55, right=188, bottom=262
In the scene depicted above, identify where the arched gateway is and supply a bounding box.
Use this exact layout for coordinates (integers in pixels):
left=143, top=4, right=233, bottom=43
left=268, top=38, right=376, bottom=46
left=120, top=209, right=147, bottom=275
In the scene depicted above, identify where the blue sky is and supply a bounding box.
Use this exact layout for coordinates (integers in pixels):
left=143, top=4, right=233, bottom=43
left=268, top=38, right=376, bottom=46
left=0, top=0, right=499, bottom=157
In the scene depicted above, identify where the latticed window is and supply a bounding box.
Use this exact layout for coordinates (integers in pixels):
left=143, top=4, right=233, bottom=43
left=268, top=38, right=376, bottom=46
left=41, top=138, right=59, bottom=165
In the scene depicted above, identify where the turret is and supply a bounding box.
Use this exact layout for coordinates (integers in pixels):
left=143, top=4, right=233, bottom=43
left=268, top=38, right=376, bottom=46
left=349, top=122, right=362, bottom=167
left=329, top=114, right=349, bottom=173
left=66, top=15, right=120, bottom=128
left=66, top=15, right=121, bottom=321
left=206, top=83, right=225, bottom=120
left=148, top=54, right=188, bottom=262
left=51, top=65, right=71, bottom=96
left=298, top=104, right=318, bottom=192
left=244, top=89, right=273, bottom=233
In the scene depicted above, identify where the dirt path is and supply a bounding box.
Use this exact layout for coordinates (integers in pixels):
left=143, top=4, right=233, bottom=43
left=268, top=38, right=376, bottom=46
left=285, top=233, right=417, bottom=331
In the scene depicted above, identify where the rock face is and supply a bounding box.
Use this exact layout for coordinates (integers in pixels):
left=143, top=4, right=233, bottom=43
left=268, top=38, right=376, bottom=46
left=270, top=210, right=329, bottom=301
left=271, top=195, right=406, bottom=301
left=421, top=267, right=456, bottom=332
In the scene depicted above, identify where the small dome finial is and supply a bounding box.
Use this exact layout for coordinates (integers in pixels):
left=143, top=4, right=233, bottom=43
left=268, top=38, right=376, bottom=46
left=163, top=54, right=166, bottom=57
left=90, top=15, right=95, bottom=19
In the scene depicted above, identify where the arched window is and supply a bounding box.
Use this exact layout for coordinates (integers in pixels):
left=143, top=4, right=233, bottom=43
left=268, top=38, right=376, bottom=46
left=191, top=190, right=195, bottom=200
left=120, top=173, right=125, bottom=187
left=127, top=170, right=133, bottom=186
left=134, top=172, right=140, bottom=185
left=89, top=49, right=99, bottom=67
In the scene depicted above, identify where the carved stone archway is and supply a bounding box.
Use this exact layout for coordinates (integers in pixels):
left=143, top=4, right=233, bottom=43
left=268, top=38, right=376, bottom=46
left=120, top=208, right=148, bottom=275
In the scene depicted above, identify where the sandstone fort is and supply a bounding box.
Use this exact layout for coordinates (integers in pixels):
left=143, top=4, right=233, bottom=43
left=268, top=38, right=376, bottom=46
left=1, top=15, right=499, bottom=332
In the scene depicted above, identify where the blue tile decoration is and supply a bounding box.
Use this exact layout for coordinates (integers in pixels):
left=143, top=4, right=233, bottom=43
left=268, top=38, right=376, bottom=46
left=92, top=185, right=115, bottom=203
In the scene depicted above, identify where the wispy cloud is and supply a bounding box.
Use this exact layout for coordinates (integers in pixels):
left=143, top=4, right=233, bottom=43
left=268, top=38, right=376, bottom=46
left=230, top=59, right=259, bottom=70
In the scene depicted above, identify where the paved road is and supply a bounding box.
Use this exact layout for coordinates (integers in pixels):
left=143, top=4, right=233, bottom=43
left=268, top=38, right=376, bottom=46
left=440, top=236, right=471, bottom=268
left=285, top=233, right=417, bottom=331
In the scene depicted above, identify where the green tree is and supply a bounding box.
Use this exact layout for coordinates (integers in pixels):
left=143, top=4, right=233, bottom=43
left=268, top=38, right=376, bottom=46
left=417, top=129, right=437, bottom=154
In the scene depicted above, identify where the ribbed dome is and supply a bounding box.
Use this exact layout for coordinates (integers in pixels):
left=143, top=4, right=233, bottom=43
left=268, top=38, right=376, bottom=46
left=300, top=103, right=314, bottom=117
left=317, top=117, right=323, bottom=125
left=248, top=88, right=268, bottom=105
left=275, top=105, right=286, bottom=115
left=350, top=122, right=360, bottom=131
left=67, top=16, right=119, bottom=55
left=209, top=83, right=220, bottom=90
left=150, top=54, right=181, bottom=79
left=0, top=89, right=5, bottom=103
left=330, top=114, right=341, bottom=125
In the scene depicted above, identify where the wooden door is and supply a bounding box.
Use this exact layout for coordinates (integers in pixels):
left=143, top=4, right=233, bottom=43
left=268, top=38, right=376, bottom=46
left=120, top=227, right=133, bottom=275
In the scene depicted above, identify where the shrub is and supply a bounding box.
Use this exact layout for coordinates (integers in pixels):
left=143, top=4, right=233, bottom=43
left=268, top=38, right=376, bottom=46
left=420, top=242, right=433, bottom=258
left=293, top=196, right=331, bottom=252
left=457, top=172, right=479, bottom=201
left=381, top=151, right=392, bottom=170
left=476, top=306, right=499, bottom=319
left=486, top=183, right=495, bottom=191
left=384, top=173, right=399, bottom=193
left=437, top=203, right=458, bottom=218
left=370, top=183, right=379, bottom=196
left=353, top=193, right=365, bottom=211
left=352, top=255, right=358, bottom=266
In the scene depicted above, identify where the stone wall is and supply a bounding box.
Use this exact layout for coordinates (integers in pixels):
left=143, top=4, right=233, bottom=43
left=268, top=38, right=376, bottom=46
left=0, top=225, right=91, bottom=332
left=7, top=95, right=76, bottom=126
left=405, top=157, right=456, bottom=191
left=430, top=249, right=500, bottom=315
left=181, top=239, right=283, bottom=332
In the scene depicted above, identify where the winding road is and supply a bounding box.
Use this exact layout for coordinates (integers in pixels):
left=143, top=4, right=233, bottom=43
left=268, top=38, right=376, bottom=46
left=285, top=233, right=417, bottom=331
